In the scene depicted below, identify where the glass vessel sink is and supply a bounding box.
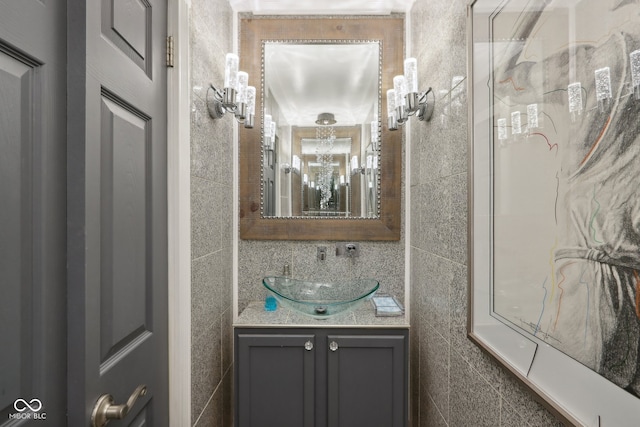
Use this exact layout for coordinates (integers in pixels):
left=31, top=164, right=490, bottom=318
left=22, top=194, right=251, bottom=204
left=262, top=276, right=379, bottom=319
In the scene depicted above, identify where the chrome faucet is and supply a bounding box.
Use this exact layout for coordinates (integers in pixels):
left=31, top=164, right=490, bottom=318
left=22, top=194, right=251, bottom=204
left=345, top=243, right=358, bottom=257
left=336, top=242, right=360, bottom=258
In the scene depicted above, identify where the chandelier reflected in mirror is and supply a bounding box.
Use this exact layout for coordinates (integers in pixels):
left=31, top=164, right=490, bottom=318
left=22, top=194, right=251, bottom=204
left=314, top=113, right=337, bottom=211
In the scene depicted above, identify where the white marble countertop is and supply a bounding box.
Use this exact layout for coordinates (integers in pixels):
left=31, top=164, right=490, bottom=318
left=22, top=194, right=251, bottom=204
left=234, top=301, right=410, bottom=328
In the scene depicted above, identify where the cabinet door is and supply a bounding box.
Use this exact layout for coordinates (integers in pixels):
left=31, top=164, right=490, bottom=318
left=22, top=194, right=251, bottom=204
left=326, top=334, right=407, bottom=427
left=236, top=333, right=316, bottom=427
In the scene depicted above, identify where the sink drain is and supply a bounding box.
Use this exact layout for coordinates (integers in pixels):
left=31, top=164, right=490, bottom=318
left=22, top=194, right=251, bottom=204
left=314, top=306, right=327, bottom=315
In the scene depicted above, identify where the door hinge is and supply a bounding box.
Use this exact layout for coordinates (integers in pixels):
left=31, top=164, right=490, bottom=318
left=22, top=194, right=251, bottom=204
left=166, top=35, right=175, bottom=68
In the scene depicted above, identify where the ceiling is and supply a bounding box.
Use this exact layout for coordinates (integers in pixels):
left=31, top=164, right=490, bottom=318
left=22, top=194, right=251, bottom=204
left=229, top=0, right=416, bottom=14
left=264, top=43, right=380, bottom=127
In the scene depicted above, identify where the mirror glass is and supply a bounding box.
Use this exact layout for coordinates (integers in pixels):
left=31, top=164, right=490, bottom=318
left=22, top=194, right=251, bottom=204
left=262, top=42, right=381, bottom=218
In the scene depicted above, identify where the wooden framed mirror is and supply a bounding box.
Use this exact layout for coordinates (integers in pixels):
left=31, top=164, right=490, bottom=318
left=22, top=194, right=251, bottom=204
left=239, top=15, right=403, bottom=240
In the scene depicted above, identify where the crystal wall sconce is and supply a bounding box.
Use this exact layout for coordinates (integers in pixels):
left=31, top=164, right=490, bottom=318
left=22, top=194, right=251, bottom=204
left=387, top=57, right=435, bottom=130
left=350, top=156, right=366, bottom=175
left=207, top=53, right=256, bottom=128
left=263, top=114, right=277, bottom=149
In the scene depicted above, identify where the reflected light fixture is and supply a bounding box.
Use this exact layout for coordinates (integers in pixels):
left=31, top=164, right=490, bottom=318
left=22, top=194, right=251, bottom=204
left=207, top=53, right=256, bottom=128
left=315, top=112, right=337, bottom=125
left=264, top=114, right=277, bottom=149
left=387, top=57, right=435, bottom=130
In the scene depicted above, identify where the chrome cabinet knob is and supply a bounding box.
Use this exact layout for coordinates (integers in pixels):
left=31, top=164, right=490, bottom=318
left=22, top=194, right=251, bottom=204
left=305, top=340, right=313, bottom=351
left=329, top=341, right=338, bottom=352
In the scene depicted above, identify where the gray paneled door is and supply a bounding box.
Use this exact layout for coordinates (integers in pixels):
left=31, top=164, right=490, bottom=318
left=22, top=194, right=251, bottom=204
left=67, top=0, right=169, bottom=425
left=0, top=0, right=67, bottom=424
left=0, top=0, right=169, bottom=425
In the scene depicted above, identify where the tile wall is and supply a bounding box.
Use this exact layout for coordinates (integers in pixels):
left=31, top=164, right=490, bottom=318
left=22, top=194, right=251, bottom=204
left=408, top=1, right=564, bottom=425
left=190, top=0, right=234, bottom=424
left=237, top=238, right=406, bottom=314
left=235, top=15, right=407, bottom=316
left=187, top=1, right=569, bottom=425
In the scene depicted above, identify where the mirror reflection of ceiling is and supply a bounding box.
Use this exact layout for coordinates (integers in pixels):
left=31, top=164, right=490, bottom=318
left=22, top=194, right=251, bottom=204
left=229, top=0, right=415, bottom=14
left=301, top=138, right=352, bottom=155
left=265, top=44, right=379, bottom=127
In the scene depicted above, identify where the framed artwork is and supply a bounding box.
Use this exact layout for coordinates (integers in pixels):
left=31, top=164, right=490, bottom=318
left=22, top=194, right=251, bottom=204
left=468, top=0, right=640, bottom=425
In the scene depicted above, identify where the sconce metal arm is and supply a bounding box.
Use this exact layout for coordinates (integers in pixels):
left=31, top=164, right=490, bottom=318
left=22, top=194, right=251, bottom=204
left=416, top=87, right=435, bottom=122
left=207, top=83, right=254, bottom=127
left=389, top=86, right=435, bottom=130
left=417, top=87, right=432, bottom=105
left=208, top=83, right=224, bottom=101
left=207, top=83, right=237, bottom=118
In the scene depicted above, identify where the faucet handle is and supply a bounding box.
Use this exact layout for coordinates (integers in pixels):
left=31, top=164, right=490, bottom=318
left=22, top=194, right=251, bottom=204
left=283, top=262, right=291, bottom=276
left=317, top=246, right=327, bottom=261
left=336, top=242, right=360, bottom=257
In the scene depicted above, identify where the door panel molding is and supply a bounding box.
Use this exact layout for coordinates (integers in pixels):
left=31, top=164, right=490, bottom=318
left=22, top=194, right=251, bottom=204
left=0, top=42, right=38, bottom=422
left=0, top=0, right=67, bottom=423
left=99, top=92, right=152, bottom=362
left=101, top=0, right=153, bottom=76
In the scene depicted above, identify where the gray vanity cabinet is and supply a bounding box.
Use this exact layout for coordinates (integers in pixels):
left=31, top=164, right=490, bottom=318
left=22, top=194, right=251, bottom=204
left=236, top=333, right=316, bottom=426
left=235, top=327, right=408, bottom=427
left=326, top=334, right=407, bottom=426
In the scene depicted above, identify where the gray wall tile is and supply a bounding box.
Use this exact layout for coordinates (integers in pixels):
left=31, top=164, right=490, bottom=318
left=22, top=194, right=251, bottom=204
left=190, top=0, right=234, bottom=425
left=238, top=238, right=406, bottom=307
left=191, top=319, right=222, bottom=422
left=450, top=351, right=500, bottom=427
left=409, top=0, right=563, bottom=425
left=423, top=326, right=450, bottom=423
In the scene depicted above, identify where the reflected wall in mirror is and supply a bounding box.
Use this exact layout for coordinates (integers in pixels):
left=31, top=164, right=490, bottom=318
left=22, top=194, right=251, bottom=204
left=239, top=15, right=403, bottom=240
left=263, top=42, right=381, bottom=219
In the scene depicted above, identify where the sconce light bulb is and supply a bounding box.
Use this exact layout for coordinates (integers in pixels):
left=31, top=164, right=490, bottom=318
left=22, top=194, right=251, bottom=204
left=567, top=82, right=583, bottom=116
left=396, top=106, right=408, bottom=124
left=292, top=155, right=301, bottom=172
left=222, top=53, right=239, bottom=107
left=370, top=120, right=378, bottom=143
left=404, top=57, right=418, bottom=94
left=244, top=86, right=256, bottom=128
left=246, top=86, right=256, bottom=115
left=237, top=71, right=249, bottom=103
left=264, top=114, right=272, bottom=142
left=631, top=50, right=640, bottom=99
left=594, top=67, right=612, bottom=113
left=386, top=89, right=399, bottom=130
left=224, top=53, right=239, bottom=90
left=393, top=75, right=407, bottom=107
left=388, top=110, right=398, bottom=131
left=386, top=89, right=397, bottom=115
left=233, top=71, right=249, bottom=120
